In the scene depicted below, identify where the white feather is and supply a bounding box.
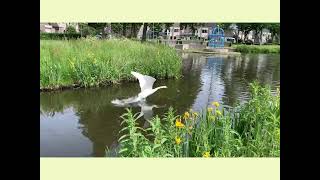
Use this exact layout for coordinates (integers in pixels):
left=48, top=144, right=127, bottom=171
left=131, top=71, right=167, bottom=99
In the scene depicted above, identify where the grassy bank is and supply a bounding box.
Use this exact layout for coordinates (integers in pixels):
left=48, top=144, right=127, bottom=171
left=40, top=38, right=182, bottom=90
left=233, top=44, right=280, bottom=54
left=116, top=82, right=280, bottom=157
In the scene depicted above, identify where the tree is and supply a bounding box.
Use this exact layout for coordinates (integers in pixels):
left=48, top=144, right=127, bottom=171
left=163, top=23, right=174, bottom=31
left=216, top=23, right=232, bottom=30
left=122, top=23, right=128, bottom=37
left=88, top=23, right=107, bottom=38
left=226, top=23, right=240, bottom=43
left=106, top=23, right=112, bottom=38
left=236, top=23, right=253, bottom=42
left=141, top=23, right=148, bottom=42
left=79, top=23, right=96, bottom=37
left=179, top=23, right=204, bottom=36
left=130, top=23, right=136, bottom=38
left=149, top=23, right=163, bottom=37
left=250, top=23, right=268, bottom=44
left=111, top=23, right=123, bottom=36
left=66, top=25, right=76, bottom=34
left=266, top=23, right=280, bottom=43
left=129, top=23, right=142, bottom=38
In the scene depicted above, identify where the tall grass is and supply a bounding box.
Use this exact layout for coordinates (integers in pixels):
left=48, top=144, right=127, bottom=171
left=117, top=82, right=280, bottom=157
left=40, top=38, right=182, bottom=90
left=233, top=45, right=280, bottom=54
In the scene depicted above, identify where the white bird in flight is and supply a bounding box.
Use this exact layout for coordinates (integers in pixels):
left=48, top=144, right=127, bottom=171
left=111, top=71, right=167, bottom=105
left=109, top=72, right=168, bottom=147
left=130, top=71, right=167, bottom=101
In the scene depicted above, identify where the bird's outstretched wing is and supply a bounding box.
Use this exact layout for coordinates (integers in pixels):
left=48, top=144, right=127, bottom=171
left=131, top=71, right=156, bottom=92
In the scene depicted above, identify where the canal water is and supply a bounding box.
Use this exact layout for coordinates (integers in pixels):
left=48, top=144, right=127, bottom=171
left=40, top=53, right=280, bottom=157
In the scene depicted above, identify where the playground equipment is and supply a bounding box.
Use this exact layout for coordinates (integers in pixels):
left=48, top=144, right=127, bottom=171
left=208, top=25, right=224, bottom=48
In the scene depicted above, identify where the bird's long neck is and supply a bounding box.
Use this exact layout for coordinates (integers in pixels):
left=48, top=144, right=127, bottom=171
left=138, top=86, right=167, bottom=99
left=155, top=86, right=167, bottom=90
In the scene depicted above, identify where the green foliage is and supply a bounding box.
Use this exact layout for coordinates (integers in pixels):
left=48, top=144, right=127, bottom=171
left=149, top=23, right=164, bottom=36
left=216, top=23, right=232, bottom=30
left=40, top=33, right=81, bottom=40
left=40, top=39, right=182, bottom=90
left=117, top=83, right=280, bottom=157
left=111, top=23, right=123, bottom=34
left=266, top=23, right=280, bottom=35
left=265, top=23, right=280, bottom=43
left=232, top=82, right=280, bottom=156
left=179, top=23, right=204, bottom=33
left=118, top=109, right=151, bottom=157
left=66, top=26, right=77, bottom=34
left=79, top=23, right=97, bottom=37
left=236, top=23, right=253, bottom=33
left=234, top=23, right=280, bottom=43
left=88, top=23, right=106, bottom=32
left=233, top=45, right=280, bottom=53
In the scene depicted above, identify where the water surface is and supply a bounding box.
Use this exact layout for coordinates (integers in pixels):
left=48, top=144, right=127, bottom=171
left=40, top=53, right=280, bottom=157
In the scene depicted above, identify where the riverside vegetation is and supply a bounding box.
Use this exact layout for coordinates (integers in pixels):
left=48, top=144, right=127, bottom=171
left=116, top=82, right=280, bottom=157
left=40, top=38, right=182, bottom=90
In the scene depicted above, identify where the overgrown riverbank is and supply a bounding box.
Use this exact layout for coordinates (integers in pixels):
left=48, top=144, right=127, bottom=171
left=233, top=44, right=280, bottom=54
left=40, top=39, right=182, bottom=91
left=116, top=82, right=280, bottom=157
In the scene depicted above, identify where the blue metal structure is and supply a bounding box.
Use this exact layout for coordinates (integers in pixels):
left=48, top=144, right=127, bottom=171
left=208, top=26, right=224, bottom=48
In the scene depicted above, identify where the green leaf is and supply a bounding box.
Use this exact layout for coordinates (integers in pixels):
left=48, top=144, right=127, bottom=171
left=120, top=120, right=127, bottom=126
left=153, top=144, right=161, bottom=149
left=119, top=127, right=128, bottom=133
left=161, top=138, right=167, bottom=144
left=119, top=148, right=128, bottom=154
left=118, top=134, right=128, bottom=141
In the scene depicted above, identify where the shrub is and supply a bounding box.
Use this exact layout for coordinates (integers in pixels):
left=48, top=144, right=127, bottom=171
left=40, top=33, right=81, bottom=40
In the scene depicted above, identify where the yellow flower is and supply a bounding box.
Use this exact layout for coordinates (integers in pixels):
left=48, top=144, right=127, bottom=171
left=207, top=107, right=213, bottom=112
left=175, top=137, right=182, bottom=145
left=175, top=119, right=185, bottom=128
left=203, top=151, right=210, bottom=158
left=209, top=115, right=215, bottom=122
left=212, top=101, right=220, bottom=107
left=216, top=110, right=222, bottom=116
left=189, top=126, right=193, bottom=130
left=183, top=112, right=190, bottom=119
left=193, top=112, right=198, bottom=117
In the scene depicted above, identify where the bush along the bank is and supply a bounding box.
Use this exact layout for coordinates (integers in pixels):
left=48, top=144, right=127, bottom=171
left=116, top=82, right=280, bottom=157
left=40, top=33, right=82, bottom=40
left=233, top=45, right=280, bottom=54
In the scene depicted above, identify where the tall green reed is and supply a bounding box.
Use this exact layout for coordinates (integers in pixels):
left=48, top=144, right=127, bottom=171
left=40, top=39, right=182, bottom=90
left=116, top=82, right=280, bottom=157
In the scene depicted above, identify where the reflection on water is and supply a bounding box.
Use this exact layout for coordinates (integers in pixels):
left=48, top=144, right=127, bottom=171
left=40, top=53, right=280, bottom=157
left=111, top=98, right=166, bottom=129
